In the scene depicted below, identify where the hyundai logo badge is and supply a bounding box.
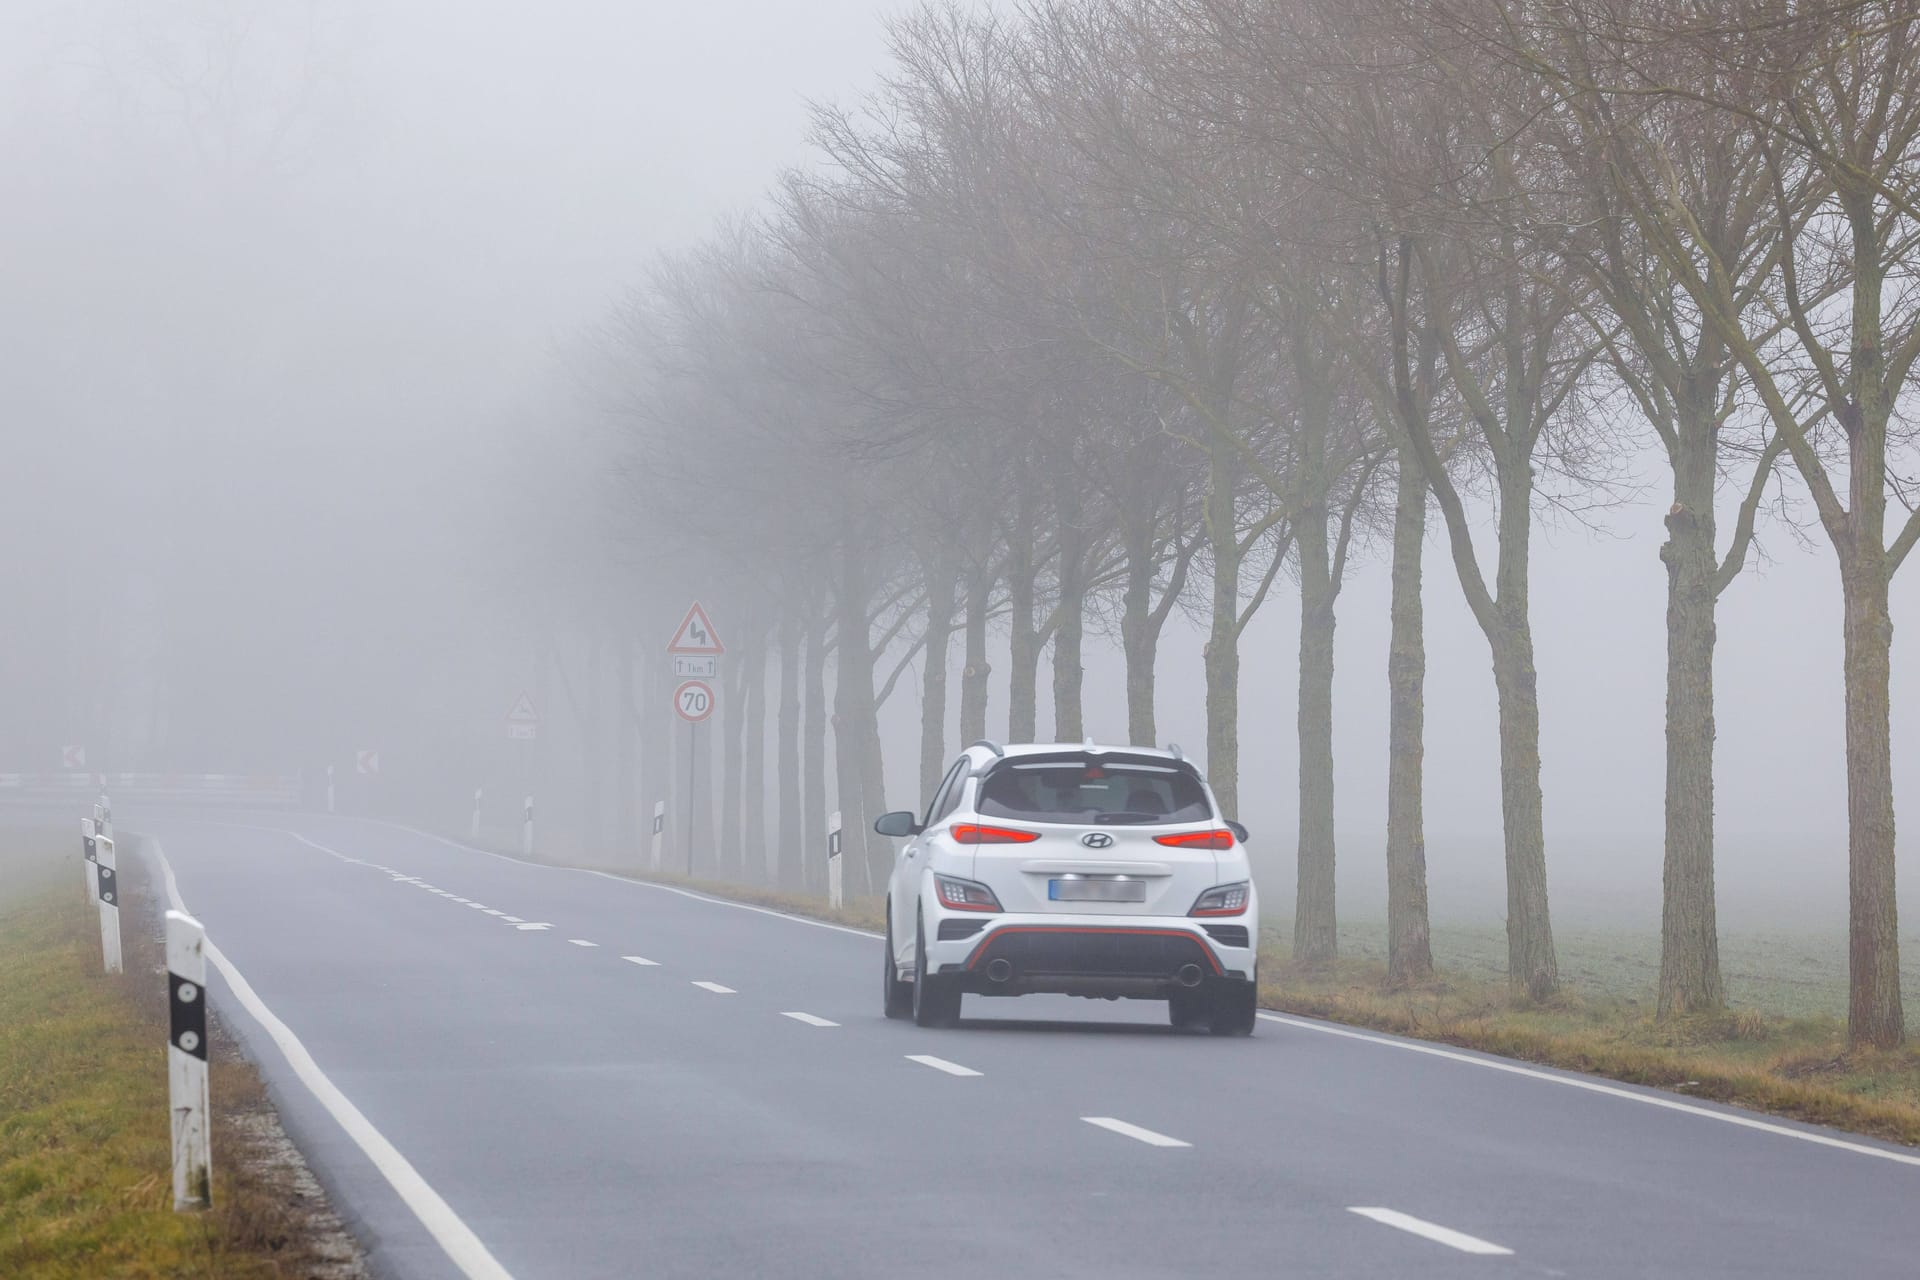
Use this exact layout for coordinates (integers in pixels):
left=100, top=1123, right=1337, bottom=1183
left=1081, top=831, right=1113, bottom=849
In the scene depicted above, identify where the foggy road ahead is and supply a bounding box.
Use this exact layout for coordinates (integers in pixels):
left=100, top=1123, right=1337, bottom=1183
left=133, top=812, right=1920, bottom=1280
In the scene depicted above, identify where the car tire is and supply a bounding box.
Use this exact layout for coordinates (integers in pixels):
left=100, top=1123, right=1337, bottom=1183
left=1207, top=979, right=1258, bottom=1037
left=912, top=909, right=961, bottom=1028
left=883, top=906, right=913, bottom=1020
left=1167, top=986, right=1209, bottom=1030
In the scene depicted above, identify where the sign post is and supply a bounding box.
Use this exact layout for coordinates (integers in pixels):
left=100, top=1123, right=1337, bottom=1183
left=326, top=764, right=336, bottom=814
left=81, top=818, right=99, bottom=906
left=166, top=910, right=212, bottom=1211
left=668, top=602, right=725, bottom=880
left=827, top=811, right=844, bottom=909
left=522, top=795, right=534, bottom=856
left=96, top=834, right=121, bottom=974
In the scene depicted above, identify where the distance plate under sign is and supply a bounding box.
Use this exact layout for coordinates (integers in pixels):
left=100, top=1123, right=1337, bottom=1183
left=673, top=654, right=717, bottom=678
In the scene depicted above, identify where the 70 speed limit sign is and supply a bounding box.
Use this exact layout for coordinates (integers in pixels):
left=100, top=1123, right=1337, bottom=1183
left=673, top=679, right=716, bottom=723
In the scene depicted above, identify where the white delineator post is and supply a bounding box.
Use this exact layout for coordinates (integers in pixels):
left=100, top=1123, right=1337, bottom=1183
left=81, top=818, right=100, bottom=906
left=326, top=764, right=336, bottom=814
left=522, top=795, right=534, bottom=855
left=96, top=834, right=122, bottom=974
left=826, top=811, right=844, bottom=909
left=650, top=800, right=665, bottom=871
left=98, top=793, right=113, bottom=842
left=165, top=910, right=212, bottom=1210
left=470, top=787, right=483, bottom=840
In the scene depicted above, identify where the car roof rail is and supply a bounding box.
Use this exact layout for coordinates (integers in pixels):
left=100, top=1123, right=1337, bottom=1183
left=1166, top=742, right=1183, bottom=761
left=969, top=739, right=1005, bottom=759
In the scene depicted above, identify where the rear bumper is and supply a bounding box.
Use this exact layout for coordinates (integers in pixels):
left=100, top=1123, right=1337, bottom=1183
left=928, top=914, right=1256, bottom=998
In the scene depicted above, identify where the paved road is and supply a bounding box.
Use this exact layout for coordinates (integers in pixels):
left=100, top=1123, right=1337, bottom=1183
left=107, top=810, right=1920, bottom=1278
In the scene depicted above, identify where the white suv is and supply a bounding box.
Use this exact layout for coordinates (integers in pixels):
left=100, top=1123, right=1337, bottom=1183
left=875, top=742, right=1258, bottom=1035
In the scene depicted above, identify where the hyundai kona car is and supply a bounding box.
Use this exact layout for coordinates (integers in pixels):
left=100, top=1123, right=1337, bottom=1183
left=874, top=742, right=1258, bottom=1035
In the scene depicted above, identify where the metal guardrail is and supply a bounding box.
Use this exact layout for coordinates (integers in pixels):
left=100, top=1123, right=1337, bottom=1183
left=0, top=772, right=302, bottom=806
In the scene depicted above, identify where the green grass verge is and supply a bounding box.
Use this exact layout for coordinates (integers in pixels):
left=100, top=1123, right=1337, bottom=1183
left=0, top=839, right=361, bottom=1279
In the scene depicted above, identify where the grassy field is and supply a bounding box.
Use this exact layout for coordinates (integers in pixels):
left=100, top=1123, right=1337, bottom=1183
left=0, top=835, right=363, bottom=1279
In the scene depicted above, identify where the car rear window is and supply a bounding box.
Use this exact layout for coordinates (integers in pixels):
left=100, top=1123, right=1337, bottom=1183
left=975, top=755, right=1212, bottom=825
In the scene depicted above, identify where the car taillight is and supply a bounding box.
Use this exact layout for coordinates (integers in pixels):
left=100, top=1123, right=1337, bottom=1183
left=949, top=823, right=1040, bottom=845
left=935, top=873, right=1003, bottom=912
left=1190, top=882, right=1250, bottom=916
left=1155, top=829, right=1235, bottom=850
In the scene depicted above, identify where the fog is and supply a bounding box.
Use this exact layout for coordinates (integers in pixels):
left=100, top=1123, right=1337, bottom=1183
left=3, top=0, right=1917, bottom=956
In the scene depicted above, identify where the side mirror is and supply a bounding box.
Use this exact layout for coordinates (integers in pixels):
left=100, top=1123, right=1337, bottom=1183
left=874, top=811, right=922, bottom=838
left=1225, top=820, right=1250, bottom=844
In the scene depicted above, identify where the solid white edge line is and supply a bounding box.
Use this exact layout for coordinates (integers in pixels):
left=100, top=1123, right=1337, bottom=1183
left=691, top=981, right=736, bottom=994
left=380, top=820, right=885, bottom=939
left=1257, top=1013, right=1920, bottom=1168
left=780, top=1011, right=840, bottom=1027
left=1347, top=1207, right=1513, bottom=1256
left=1080, top=1116, right=1190, bottom=1148
left=621, top=956, right=659, bottom=967
left=141, top=836, right=514, bottom=1280
left=905, top=1054, right=982, bottom=1078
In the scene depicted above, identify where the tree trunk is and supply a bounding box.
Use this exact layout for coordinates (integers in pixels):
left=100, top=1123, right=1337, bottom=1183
left=959, top=565, right=991, bottom=745
left=1120, top=522, right=1157, bottom=747
left=1293, top=493, right=1338, bottom=968
left=802, top=598, right=829, bottom=896
left=1485, top=471, right=1557, bottom=999
left=777, top=605, right=802, bottom=889
left=1384, top=447, right=1433, bottom=987
left=615, top=628, right=637, bottom=864
left=1842, top=553, right=1902, bottom=1047
left=1657, top=425, right=1724, bottom=1016
left=1052, top=490, right=1085, bottom=742
left=1007, top=493, right=1040, bottom=742
left=720, top=649, right=745, bottom=879
left=833, top=542, right=889, bottom=893
left=1203, top=436, right=1241, bottom=818
left=743, top=622, right=767, bottom=883
left=920, top=572, right=956, bottom=806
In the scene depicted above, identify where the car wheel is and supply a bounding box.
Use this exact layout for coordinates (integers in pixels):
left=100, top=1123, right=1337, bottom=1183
left=912, top=908, right=961, bottom=1028
left=1167, top=986, right=1208, bottom=1030
left=882, top=906, right=913, bottom=1020
left=1207, top=979, right=1258, bottom=1037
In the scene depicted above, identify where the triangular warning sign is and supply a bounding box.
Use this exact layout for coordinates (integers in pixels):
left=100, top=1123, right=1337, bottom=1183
left=667, top=602, right=725, bottom=655
left=508, top=692, right=539, bottom=723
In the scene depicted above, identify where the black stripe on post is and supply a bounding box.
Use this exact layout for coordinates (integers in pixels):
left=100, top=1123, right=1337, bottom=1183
left=83, top=835, right=97, bottom=862
left=170, top=973, right=208, bottom=1061
left=96, top=863, right=116, bottom=906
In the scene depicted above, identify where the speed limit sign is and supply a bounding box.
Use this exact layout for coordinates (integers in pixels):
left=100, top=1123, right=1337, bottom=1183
left=673, top=679, right=716, bottom=723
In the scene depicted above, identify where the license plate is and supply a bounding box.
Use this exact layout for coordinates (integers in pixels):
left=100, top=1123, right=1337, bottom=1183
left=1049, top=877, right=1147, bottom=903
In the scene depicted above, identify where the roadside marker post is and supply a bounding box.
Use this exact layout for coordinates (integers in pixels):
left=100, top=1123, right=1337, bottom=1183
left=522, top=795, right=534, bottom=856
left=99, top=792, right=112, bottom=842
left=827, top=811, right=844, bottom=909
left=96, top=834, right=122, bottom=974
left=81, top=818, right=99, bottom=906
left=326, top=764, right=336, bottom=814
left=650, top=800, right=665, bottom=871
left=165, top=910, right=212, bottom=1211
left=471, top=787, right=483, bottom=841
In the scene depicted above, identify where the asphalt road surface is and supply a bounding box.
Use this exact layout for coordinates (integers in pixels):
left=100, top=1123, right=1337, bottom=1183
left=104, top=810, right=1920, bottom=1279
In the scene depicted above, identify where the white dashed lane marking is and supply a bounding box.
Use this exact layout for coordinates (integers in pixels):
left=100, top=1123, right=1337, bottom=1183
left=1080, top=1117, right=1190, bottom=1148
left=691, top=981, right=736, bottom=994
left=622, top=956, right=660, bottom=967
left=1347, top=1208, right=1513, bottom=1256
left=906, top=1054, right=981, bottom=1078
left=780, top=1012, right=839, bottom=1027
left=567, top=939, right=598, bottom=948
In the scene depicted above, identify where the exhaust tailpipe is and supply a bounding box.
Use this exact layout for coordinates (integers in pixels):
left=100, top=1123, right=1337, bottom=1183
left=985, top=958, right=1014, bottom=983
left=1174, top=963, right=1204, bottom=988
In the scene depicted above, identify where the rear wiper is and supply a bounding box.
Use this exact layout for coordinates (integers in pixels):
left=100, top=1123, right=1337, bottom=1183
left=1092, top=812, right=1161, bottom=825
